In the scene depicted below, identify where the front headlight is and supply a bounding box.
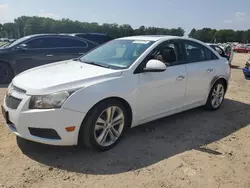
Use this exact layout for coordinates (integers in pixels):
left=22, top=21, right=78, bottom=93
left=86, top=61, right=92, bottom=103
left=29, top=91, right=70, bottom=109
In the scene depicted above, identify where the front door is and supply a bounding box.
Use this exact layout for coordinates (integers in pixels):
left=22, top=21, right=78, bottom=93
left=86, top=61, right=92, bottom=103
left=13, top=48, right=54, bottom=74
left=135, top=40, right=187, bottom=121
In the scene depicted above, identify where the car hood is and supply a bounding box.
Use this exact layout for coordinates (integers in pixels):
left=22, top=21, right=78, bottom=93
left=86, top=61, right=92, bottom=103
left=12, top=59, right=123, bottom=95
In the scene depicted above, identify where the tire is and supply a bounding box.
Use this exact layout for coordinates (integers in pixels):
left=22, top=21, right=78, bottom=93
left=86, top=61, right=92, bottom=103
left=78, top=99, right=129, bottom=151
left=0, top=62, right=14, bottom=84
left=205, top=80, right=226, bottom=110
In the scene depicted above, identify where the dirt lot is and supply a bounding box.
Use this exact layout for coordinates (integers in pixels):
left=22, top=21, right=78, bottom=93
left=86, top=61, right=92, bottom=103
left=1, top=53, right=250, bottom=188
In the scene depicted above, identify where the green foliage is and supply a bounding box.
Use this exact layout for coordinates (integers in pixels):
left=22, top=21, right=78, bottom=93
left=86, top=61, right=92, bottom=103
left=189, top=28, right=250, bottom=43
left=0, top=16, right=185, bottom=39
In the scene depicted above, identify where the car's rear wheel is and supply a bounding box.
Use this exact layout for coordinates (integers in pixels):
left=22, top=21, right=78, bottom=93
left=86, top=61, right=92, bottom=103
left=79, top=99, right=128, bottom=151
left=205, top=80, right=226, bottom=110
left=0, top=62, right=14, bottom=84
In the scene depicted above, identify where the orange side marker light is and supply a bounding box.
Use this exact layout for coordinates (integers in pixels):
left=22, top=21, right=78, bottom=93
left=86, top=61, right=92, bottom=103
left=65, top=126, right=76, bottom=132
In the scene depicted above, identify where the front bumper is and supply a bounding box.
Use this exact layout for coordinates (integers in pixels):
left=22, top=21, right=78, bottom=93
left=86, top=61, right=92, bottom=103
left=2, top=93, right=86, bottom=146
left=242, top=67, right=250, bottom=80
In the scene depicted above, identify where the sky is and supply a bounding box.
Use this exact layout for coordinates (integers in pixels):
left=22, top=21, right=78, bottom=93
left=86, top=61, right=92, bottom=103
left=0, top=0, right=250, bottom=35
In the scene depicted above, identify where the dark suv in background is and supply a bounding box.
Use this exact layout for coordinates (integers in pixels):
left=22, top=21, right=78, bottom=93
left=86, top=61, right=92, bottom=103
left=69, top=33, right=113, bottom=44
left=0, top=34, right=98, bottom=84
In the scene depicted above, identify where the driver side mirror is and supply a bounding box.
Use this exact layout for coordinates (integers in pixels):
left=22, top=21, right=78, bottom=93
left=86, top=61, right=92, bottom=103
left=143, top=59, right=167, bottom=72
left=15, top=43, right=28, bottom=51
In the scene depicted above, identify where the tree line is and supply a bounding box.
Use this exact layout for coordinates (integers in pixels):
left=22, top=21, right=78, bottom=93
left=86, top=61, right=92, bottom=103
left=0, top=16, right=185, bottom=39
left=0, top=16, right=249, bottom=43
left=189, top=28, right=250, bottom=43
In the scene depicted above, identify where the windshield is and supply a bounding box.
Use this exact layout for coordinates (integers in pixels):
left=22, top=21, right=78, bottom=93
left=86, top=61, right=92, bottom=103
left=7, top=36, right=32, bottom=48
left=80, top=39, right=154, bottom=69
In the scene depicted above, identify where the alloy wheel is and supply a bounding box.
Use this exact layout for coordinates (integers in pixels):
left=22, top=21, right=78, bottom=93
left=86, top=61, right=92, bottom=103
left=94, top=106, right=125, bottom=147
left=211, top=83, right=225, bottom=108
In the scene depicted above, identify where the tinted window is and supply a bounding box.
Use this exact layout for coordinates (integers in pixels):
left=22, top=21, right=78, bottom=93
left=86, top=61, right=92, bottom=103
left=26, top=37, right=87, bottom=49
left=8, top=36, right=32, bottom=48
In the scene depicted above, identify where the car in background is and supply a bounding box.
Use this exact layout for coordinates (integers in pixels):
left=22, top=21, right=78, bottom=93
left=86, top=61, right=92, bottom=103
left=0, top=43, right=8, bottom=48
left=206, top=43, right=234, bottom=65
left=8, top=39, right=16, bottom=43
left=0, top=34, right=98, bottom=84
left=242, top=59, right=250, bottom=80
left=2, top=35, right=230, bottom=151
left=233, top=45, right=250, bottom=53
left=69, top=33, right=113, bottom=44
left=0, top=38, right=9, bottom=42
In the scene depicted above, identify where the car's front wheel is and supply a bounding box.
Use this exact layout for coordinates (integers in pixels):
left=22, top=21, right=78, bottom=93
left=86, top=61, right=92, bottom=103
left=205, top=80, right=226, bottom=110
left=79, top=99, right=128, bottom=151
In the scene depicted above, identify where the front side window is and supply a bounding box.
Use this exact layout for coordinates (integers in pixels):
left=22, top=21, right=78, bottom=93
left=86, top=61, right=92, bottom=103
left=80, top=39, right=154, bottom=69
left=7, top=36, right=32, bottom=48
left=145, top=41, right=181, bottom=66
left=51, top=38, right=87, bottom=48
left=25, top=38, right=50, bottom=48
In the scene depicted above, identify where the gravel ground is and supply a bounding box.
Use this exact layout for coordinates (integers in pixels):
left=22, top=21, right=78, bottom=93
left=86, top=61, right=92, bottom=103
left=1, top=53, right=250, bottom=188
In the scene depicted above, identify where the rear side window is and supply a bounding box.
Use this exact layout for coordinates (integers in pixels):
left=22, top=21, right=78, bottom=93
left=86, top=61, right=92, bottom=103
left=183, top=41, right=206, bottom=62
left=183, top=40, right=218, bottom=62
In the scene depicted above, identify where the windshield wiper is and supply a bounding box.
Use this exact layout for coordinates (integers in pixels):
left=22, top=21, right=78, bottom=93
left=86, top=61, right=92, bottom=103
left=82, top=60, right=111, bottom=69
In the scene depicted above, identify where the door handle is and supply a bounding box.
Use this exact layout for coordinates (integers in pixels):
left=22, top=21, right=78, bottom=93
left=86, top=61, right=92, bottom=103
left=206, top=68, right=213, bottom=73
left=78, top=53, right=85, bottom=55
left=176, top=75, right=185, bottom=81
left=46, top=54, right=53, bottom=57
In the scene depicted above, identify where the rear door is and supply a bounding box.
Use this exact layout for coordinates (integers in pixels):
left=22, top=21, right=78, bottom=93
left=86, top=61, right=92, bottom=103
left=37, top=37, right=98, bottom=62
left=181, top=40, right=220, bottom=105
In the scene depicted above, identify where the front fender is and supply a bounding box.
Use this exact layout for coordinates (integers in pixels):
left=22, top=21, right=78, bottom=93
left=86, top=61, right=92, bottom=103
left=62, top=75, right=138, bottom=116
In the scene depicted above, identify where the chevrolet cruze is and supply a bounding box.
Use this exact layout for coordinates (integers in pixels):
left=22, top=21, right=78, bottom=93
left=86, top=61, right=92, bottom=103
left=1, top=36, right=231, bottom=151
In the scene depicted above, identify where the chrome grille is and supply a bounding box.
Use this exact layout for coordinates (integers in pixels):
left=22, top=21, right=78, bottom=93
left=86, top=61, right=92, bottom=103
left=5, top=95, right=22, bottom=109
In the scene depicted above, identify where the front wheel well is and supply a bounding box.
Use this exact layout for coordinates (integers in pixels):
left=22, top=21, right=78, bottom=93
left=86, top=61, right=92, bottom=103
left=0, top=60, right=15, bottom=84
left=0, top=60, right=15, bottom=74
left=214, top=78, right=228, bottom=91
left=82, top=97, right=133, bottom=128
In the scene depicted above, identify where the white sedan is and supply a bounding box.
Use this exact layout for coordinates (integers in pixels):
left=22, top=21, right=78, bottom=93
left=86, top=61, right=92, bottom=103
left=1, top=35, right=231, bottom=151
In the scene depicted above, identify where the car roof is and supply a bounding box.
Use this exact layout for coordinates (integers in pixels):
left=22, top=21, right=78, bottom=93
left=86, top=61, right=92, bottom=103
left=118, top=35, right=185, bottom=41
left=24, top=33, right=99, bottom=45
left=71, top=33, right=109, bottom=36
left=28, top=34, right=77, bottom=38
left=206, top=43, right=215, bottom=45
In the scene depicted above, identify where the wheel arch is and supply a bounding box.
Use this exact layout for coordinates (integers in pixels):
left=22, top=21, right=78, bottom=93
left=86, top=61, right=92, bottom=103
left=77, top=96, right=133, bottom=145
left=0, top=59, right=15, bottom=84
left=0, top=59, right=15, bottom=74
left=209, top=76, right=228, bottom=92
left=79, top=96, right=133, bottom=131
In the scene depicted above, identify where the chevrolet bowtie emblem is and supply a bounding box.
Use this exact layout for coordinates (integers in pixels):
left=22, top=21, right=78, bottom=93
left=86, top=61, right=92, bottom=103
left=6, top=88, right=12, bottom=96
